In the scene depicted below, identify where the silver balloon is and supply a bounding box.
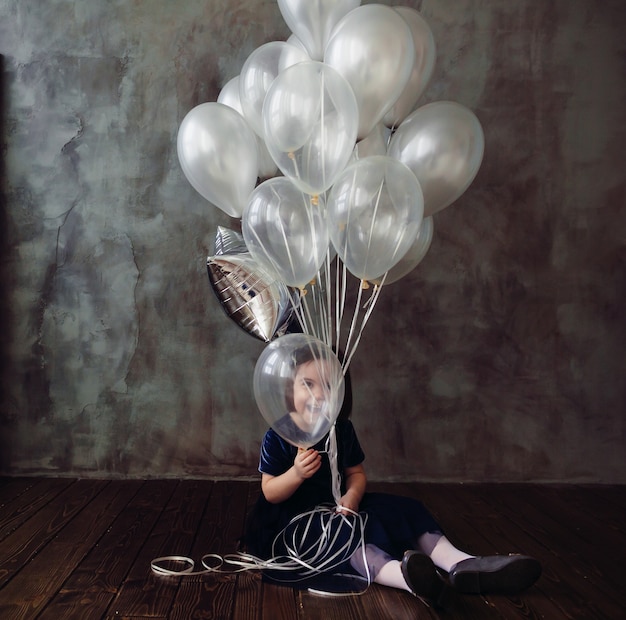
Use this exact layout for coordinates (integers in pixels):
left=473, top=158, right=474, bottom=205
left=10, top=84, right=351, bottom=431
left=177, top=103, right=258, bottom=218
left=213, top=226, right=247, bottom=256
left=324, top=4, right=414, bottom=139
left=218, top=76, right=278, bottom=180
left=383, top=7, right=436, bottom=128
left=388, top=101, right=485, bottom=216
left=207, top=253, right=297, bottom=342
left=278, top=0, right=361, bottom=61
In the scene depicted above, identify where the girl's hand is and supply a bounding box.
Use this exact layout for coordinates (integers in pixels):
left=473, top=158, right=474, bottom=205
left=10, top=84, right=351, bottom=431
left=294, top=448, right=321, bottom=480
left=338, top=490, right=360, bottom=514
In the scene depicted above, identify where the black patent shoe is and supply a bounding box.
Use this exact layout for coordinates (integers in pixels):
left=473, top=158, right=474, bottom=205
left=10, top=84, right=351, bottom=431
left=401, top=551, right=453, bottom=610
left=449, top=554, right=542, bottom=594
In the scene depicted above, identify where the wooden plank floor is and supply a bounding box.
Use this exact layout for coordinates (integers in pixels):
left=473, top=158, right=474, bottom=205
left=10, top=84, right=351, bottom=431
left=0, top=478, right=624, bottom=619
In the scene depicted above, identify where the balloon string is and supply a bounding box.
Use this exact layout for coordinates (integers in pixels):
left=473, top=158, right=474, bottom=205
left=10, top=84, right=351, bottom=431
left=290, top=292, right=308, bottom=335
left=326, top=424, right=342, bottom=506
left=301, top=288, right=320, bottom=341
left=308, top=259, right=330, bottom=347
left=341, top=279, right=365, bottom=370
left=273, top=185, right=300, bottom=284
left=320, top=70, right=327, bottom=192
left=288, top=150, right=302, bottom=185
left=151, top=506, right=370, bottom=595
left=322, top=252, right=333, bottom=347
left=364, top=178, right=385, bottom=279
left=343, top=283, right=383, bottom=372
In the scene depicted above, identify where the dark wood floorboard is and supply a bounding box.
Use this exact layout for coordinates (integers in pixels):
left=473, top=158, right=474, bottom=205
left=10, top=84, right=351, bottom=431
left=0, top=477, right=623, bottom=620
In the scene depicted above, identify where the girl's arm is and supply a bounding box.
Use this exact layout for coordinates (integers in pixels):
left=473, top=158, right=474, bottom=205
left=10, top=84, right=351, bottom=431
left=261, top=448, right=322, bottom=504
left=339, top=463, right=367, bottom=513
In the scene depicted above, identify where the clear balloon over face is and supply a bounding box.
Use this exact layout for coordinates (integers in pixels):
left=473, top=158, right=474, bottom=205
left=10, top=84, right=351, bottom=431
left=253, top=334, right=345, bottom=448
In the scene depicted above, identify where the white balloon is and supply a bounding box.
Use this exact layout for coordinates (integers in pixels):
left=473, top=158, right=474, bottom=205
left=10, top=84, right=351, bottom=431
left=177, top=103, right=258, bottom=218
left=383, top=7, right=437, bottom=128
left=285, top=33, right=309, bottom=55
left=278, top=0, right=361, bottom=61
left=388, top=101, right=485, bottom=216
left=239, top=41, right=309, bottom=138
left=218, top=76, right=278, bottom=179
left=324, top=5, right=414, bottom=139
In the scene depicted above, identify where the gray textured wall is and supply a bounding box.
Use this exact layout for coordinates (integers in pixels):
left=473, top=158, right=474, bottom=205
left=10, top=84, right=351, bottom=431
left=0, top=0, right=624, bottom=482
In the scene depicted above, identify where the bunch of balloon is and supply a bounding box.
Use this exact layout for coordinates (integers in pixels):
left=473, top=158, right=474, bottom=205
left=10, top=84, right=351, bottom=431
left=178, top=0, right=485, bottom=372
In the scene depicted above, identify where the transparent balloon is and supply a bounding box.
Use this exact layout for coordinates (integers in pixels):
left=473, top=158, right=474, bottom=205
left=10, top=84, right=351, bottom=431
left=218, top=76, right=278, bottom=180
left=388, top=101, right=485, bottom=216
left=253, top=333, right=345, bottom=449
left=239, top=41, right=309, bottom=138
left=327, top=156, right=424, bottom=282
left=373, top=216, right=434, bottom=285
left=324, top=4, right=414, bottom=139
left=383, top=7, right=436, bottom=128
left=263, top=61, right=358, bottom=195
left=242, top=176, right=330, bottom=288
left=278, top=0, right=361, bottom=61
left=177, top=102, right=258, bottom=218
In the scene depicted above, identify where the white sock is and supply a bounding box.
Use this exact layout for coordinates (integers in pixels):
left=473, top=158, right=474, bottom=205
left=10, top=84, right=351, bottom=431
left=429, top=536, right=474, bottom=573
left=374, top=560, right=412, bottom=592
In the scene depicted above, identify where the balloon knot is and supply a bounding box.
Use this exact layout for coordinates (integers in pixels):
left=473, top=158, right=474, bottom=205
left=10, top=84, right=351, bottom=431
left=311, top=195, right=319, bottom=206
left=361, top=280, right=370, bottom=290
left=288, top=152, right=295, bottom=160
left=300, top=287, right=308, bottom=296
left=309, top=278, right=317, bottom=287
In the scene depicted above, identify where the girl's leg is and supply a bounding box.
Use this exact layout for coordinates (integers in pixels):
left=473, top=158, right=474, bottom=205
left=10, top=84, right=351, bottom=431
left=374, top=559, right=413, bottom=591
left=350, top=544, right=450, bottom=609
left=350, top=544, right=410, bottom=589
left=418, top=532, right=474, bottom=572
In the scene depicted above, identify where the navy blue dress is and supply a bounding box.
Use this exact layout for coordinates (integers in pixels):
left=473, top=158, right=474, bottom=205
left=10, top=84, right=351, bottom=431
left=244, top=418, right=442, bottom=577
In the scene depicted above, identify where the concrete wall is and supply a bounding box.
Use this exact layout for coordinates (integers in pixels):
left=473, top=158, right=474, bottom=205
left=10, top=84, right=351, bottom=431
left=0, top=0, right=624, bottom=481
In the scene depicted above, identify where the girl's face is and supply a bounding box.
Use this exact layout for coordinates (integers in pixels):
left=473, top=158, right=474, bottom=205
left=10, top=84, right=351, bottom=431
left=291, top=359, right=332, bottom=431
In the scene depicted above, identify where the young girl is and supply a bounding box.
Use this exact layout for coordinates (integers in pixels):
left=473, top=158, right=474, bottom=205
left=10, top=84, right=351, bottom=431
left=245, top=343, right=541, bottom=607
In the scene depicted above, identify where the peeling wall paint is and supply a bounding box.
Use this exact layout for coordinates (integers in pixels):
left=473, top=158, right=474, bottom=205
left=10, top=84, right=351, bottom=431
left=0, top=0, right=624, bottom=481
